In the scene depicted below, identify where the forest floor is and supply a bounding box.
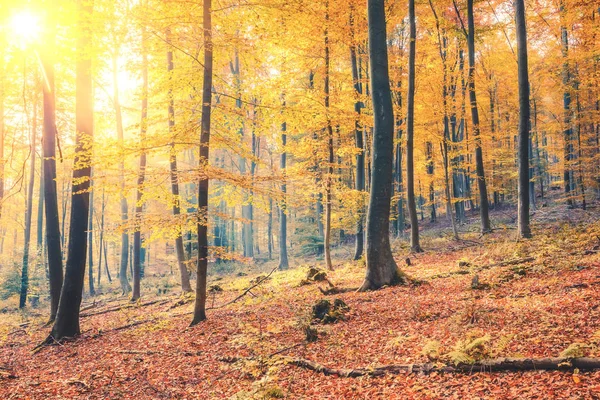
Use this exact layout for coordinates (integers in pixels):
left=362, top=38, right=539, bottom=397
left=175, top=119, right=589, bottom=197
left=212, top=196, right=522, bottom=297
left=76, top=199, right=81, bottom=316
left=2, top=203, right=600, bottom=399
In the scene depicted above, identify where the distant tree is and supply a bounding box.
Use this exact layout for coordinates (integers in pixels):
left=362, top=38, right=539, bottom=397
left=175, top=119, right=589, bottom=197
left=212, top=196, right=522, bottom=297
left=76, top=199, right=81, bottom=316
left=191, top=0, right=213, bottom=326
left=406, top=0, right=422, bottom=253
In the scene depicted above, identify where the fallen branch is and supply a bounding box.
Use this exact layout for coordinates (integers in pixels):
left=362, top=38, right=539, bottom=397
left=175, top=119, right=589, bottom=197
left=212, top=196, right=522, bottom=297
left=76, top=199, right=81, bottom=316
left=210, top=265, right=279, bottom=310
left=116, top=349, right=202, bottom=356
left=429, top=257, right=536, bottom=280
left=222, top=356, right=600, bottom=377
left=477, top=257, right=535, bottom=271
left=81, top=299, right=168, bottom=318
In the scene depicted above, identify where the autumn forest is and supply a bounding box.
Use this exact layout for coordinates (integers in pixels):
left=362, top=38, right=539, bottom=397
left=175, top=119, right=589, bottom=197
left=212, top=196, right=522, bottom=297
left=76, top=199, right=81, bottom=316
left=1, top=0, right=600, bottom=398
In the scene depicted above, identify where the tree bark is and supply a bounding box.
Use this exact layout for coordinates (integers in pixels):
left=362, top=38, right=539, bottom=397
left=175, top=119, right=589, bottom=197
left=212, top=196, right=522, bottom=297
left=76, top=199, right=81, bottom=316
left=166, top=29, right=192, bottom=293
left=40, top=47, right=63, bottom=321
left=47, top=0, right=94, bottom=341
left=113, top=52, right=130, bottom=295
left=131, top=30, right=149, bottom=302
left=406, top=0, right=422, bottom=253
left=465, top=0, right=491, bottom=233
left=350, top=10, right=365, bottom=260
left=19, top=101, right=37, bottom=309
left=359, top=0, right=408, bottom=291
left=278, top=102, right=289, bottom=271
left=87, top=169, right=95, bottom=295
left=324, top=3, right=334, bottom=271
left=560, top=0, right=574, bottom=208
left=515, top=0, right=531, bottom=238
left=191, top=0, right=213, bottom=326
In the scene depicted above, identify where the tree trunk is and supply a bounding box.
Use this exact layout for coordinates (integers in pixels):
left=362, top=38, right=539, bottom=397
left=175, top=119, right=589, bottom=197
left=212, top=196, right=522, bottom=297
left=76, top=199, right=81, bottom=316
left=278, top=103, right=290, bottom=271
left=465, top=0, right=491, bottom=233
left=131, top=30, right=149, bottom=302
left=87, top=170, right=95, bottom=295
left=350, top=7, right=364, bottom=260
left=191, top=0, right=213, bottom=326
left=97, top=187, right=105, bottom=286
left=515, top=0, right=531, bottom=238
left=19, top=101, right=37, bottom=309
left=40, top=46, right=63, bottom=321
left=560, top=0, right=574, bottom=208
left=113, top=52, right=130, bottom=295
left=359, top=0, right=408, bottom=291
left=406, top=0, right=422, bottom=253
left=166, top=30, right=192, bottom=293
left=324, top=3, right=334, bottom=271
left=47, top=0, right=94, bottom=341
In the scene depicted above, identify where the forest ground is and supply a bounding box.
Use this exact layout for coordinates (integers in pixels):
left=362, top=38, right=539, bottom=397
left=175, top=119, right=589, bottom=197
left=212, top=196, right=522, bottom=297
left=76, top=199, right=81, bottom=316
left=2, top=202, right=600, bottom=399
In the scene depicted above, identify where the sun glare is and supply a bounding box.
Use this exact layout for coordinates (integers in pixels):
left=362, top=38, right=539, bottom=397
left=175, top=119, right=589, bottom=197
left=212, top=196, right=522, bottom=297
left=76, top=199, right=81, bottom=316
left=9, top=11, right=41, bottom=46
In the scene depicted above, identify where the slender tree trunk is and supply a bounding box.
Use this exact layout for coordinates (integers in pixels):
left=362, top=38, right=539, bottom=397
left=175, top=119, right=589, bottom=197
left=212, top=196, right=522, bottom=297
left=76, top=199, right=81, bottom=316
left=191, top=0, right=213, bottom=326
left=350, top=14, right=365, bottom=260
left=40, top=45, right=63, bottom=321
left=113, top=52, right=130, bottom=294
left=359, top=0, right=408, bottom=291
left=166, top=30, right=192, bottom=293
left=97, top=188, right=105, bottom=287
left=20, top=102, right=37, bottom=309
left=406, top=0, right=422, bottom=253
left=47, top=0, right=94, bottom=341
left=278, top=101, right=290, bottom=271
left=560, top=0, right=574, bottom=208
left=324, top=3, right=334, bottom=271
left=465, top=0, right=491, bottom=233
left=131, top=30, right=148, bottom=302
left=87, top=170, right=95, bottom=295
left=515, top=0, right=531, bottom=238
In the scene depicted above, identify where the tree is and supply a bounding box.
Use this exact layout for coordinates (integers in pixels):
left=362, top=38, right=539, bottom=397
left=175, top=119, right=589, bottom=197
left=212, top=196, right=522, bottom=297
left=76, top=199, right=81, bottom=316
left=359, top=0, right=408, bottom=291
left=191, top=0, right=213, bottom=326
left=47, top=0, right=94, bottom=341
left=350, top=5, right=365, bottom=260
left=19, top=99, right=37, bottom=309
left=40, top=41, right=63, bottom=321
left=278, top=105, right=290, bottom=271
left=515, top=0, right=531, bottom=238
left=323, top=1, right=334, bottom=271
left=406, top=0, right=422, bottom=253
left=166, top=29, right=192, bottom=293
left=131, top=26, right=149, bottom=302
left=461, top=0, right=491, bottom=233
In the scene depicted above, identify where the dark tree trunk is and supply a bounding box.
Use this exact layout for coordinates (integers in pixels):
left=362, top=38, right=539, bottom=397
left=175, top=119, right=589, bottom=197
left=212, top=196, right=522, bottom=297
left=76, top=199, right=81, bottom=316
left=166, top=30, right=192, bottom=293
left=359, top=0, right=408, bottom=291
left=324, top=3, right=334, bottom=271
left=20, top=102, right=37, bottom=309
left=560, top=1, right=574, bottom=208
left=278, top=103, right=290, bottom=271
left=97, top=188, right=105, bottom=286
left=113, top=52, right=130, bottom=294
left=87, top=170, right=95, bottom=295
left=406, top=0, right=422, bottom=253
left=350, top=11, right=364, bottom=260
left=40, top=46, right=63, bottom=321
left=465, top=0, right=491, bottom=233
left=515, top=0, right=531, bottom=238
left=191, top=0, right=213, bottom=326
left=131, top=31, right=148, bottom=302
left=47, top=0, right=93, bottom=341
